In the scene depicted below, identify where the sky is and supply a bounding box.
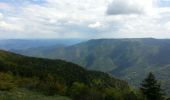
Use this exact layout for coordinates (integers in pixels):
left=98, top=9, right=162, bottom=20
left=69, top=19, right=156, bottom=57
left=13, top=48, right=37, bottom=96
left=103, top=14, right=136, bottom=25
left=0, top=0, right=170, bottom=39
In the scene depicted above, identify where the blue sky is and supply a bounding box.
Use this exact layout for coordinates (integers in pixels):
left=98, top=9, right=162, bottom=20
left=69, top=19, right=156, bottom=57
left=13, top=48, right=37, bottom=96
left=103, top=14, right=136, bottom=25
left=0, top=0, right=170, bottom=39
left=0, top=0, right=45, bottom=4
left=158, top=0, right=170, bottom=7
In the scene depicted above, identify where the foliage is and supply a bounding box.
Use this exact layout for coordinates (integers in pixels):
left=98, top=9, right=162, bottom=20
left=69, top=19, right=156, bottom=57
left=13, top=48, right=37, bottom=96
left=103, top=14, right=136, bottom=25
left=14, top=38, right=170, bottom=96
left=0, top=88, right=71, bottom=100
left=140, top=72, right=165, bottom=100
left=0, top=50, right=131, bottom=100
left=0, top=72, right=16, bottom=91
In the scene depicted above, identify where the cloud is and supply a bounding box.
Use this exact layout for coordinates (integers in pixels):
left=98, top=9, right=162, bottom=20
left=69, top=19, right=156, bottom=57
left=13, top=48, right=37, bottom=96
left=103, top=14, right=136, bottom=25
left=0, top=21, right=23, bottom=31
left=0, top=13, right=3, bottom=20
left=0, top=0, right=170, bottom=39
left=165, top=22, right=170, bottom=31
left=0, top=0, right=109, bottom=39
left=0, top=2, right=12, bottom=11
left=107, top=0, right=155, bottom=15
left=88, top=22, right=101, bottom=28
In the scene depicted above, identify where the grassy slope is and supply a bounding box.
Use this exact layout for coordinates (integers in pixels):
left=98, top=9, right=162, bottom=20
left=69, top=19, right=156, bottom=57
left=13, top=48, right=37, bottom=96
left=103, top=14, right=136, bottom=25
left=0, top=88, right=71, bottom=100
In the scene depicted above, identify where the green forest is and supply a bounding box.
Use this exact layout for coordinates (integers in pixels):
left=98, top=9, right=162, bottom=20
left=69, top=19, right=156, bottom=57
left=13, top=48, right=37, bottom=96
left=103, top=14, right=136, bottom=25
left=15, top=39, right=170, bottom=95
left=0, top=50, right=169, bottom=100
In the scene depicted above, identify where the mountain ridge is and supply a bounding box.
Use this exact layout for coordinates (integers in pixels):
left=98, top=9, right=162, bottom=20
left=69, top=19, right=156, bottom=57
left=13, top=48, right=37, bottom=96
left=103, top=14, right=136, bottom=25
left=10, top=38, right=170, bottom=95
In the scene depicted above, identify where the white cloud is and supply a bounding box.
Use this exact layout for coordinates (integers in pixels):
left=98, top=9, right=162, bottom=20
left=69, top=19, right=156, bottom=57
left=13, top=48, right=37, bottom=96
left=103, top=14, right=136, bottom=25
left=88, top=22, right=101, bottom=28
left=165, top=22, right=170, bottom=31
left=0, top=3, right=11, bottom=10
left=0, top=0, right=170, bottom=39
left=0, top=0, right=110, bottom=38
left=0, top=13, right=3, bottom=20
left=107, top=0, right=155, bottom=15
left=0, top=21, right=23, bottom=31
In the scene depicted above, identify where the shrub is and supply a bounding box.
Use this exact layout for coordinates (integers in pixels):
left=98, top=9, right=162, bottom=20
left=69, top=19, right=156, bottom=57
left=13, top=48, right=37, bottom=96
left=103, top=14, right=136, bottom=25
left=0, top=72, right=16, bottom=91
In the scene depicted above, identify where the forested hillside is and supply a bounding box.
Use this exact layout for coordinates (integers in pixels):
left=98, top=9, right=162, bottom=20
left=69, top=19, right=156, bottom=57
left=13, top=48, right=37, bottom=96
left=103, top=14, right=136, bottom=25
left=0, top=50, right=134, bottom=100
left=13, top=38, right=170, bottom=95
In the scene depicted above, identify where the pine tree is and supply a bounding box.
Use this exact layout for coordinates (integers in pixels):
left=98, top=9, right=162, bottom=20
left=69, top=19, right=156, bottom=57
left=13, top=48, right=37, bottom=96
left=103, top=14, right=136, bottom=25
left=140, top=72, right=164, bottom=100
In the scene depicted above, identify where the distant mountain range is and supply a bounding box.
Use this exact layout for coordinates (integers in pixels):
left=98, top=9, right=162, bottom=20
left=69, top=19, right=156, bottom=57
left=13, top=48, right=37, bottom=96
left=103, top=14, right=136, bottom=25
left=0, top=39, right=86, bottom=51
left=9, top=38, right=170, bottom=95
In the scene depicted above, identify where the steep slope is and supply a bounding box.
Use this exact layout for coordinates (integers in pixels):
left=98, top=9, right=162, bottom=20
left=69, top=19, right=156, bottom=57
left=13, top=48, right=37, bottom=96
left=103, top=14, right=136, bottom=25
left=14, top=38, right=170, bottom=95
left=0, top=50, right=131, bottom=100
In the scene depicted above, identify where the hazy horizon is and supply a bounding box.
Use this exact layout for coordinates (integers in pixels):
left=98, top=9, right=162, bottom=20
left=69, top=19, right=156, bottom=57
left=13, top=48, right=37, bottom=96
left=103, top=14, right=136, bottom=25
left=1, top=37, right=170, bottom=40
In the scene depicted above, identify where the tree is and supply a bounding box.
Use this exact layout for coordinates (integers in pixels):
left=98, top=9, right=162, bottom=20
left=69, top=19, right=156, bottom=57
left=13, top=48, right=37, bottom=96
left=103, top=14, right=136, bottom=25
left=37, top=74, right=66, bottom=96
left=124, top=91, right=138, bottom=100
left=68, top=82, right=105, bottom=100
left=140, top=72, right=164, bottom=100
left=69, top=82, right=89, bottom=100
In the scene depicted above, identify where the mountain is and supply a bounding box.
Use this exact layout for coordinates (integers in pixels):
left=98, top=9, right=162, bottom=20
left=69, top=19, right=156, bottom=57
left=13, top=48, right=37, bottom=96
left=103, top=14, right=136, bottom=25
left=0, top=39, right=86, bottom=51
left=13, top=38, right=170, bottom=95
left=0, top=50, right=131, bottom=100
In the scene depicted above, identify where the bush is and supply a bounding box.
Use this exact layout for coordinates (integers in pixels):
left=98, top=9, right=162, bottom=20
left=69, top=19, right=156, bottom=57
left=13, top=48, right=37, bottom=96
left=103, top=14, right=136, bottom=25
left=0, top=72, right=16, bottom=91
left=37, top=74, right=66, bottom=96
